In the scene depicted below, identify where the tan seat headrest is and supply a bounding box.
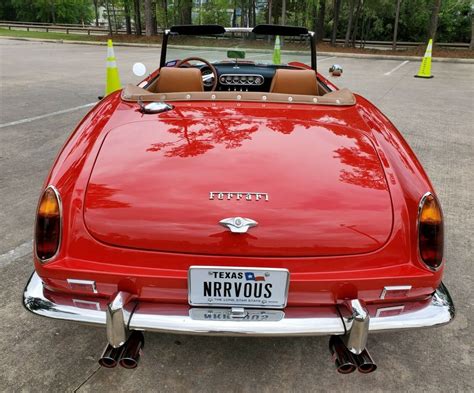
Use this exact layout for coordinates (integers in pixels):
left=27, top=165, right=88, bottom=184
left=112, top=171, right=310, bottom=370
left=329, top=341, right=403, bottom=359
left=155, top=67, right=204, bottom=93
left=270, top=69, right=319, bottom=96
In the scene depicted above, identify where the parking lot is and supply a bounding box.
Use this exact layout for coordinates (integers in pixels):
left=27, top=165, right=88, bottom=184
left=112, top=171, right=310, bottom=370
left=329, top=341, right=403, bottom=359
left=0, top=38, right=473, bottom=392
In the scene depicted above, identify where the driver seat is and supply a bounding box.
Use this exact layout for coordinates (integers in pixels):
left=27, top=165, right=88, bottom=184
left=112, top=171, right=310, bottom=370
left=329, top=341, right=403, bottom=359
left=155, top=67, right=204, bottom=93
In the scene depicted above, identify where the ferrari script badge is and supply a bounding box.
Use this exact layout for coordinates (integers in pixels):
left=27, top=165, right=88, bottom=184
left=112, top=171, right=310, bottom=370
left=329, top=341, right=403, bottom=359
left=219, top=217, right=258, bottom=234
left=210, top=191, right=269, bottom=201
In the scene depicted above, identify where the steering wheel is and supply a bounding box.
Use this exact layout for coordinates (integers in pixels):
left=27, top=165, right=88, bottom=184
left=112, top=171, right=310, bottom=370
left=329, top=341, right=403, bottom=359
left=176, top=57, right=218, bottom=92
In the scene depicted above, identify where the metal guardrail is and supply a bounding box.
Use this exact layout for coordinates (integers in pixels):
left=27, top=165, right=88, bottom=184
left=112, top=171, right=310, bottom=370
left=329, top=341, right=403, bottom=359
left=0, top=21, right=129, bottom=35
left=321, top=38, right=469, bottom=49
left=0, top=21, right=469, bottom=49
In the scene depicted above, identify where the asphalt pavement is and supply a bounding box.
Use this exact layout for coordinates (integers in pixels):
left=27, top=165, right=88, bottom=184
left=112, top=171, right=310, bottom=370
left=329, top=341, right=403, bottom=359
left=0, top=38, right=473, bottom=392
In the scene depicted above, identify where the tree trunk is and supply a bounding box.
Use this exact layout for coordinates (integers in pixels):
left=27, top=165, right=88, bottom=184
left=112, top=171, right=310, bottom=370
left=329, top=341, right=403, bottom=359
left=144, top=0, right=153, bottom=36
left=124, top=0, right=132, bottom=34
left=317, top=0, right=326, bottom=42
left=281, top=0, right=286, bottom=25
left=51, top=0, right=56, bottom=24
left=470, top=11, right=474, bottom=50
left=344, top=0, right=355, bottom=47
left=105, top=0, right=113, bottom=35
left=134, top=0, right=142, bottom=35
left=392, top=0, right=401, bottom=50
left=232, top=0, right=237, bottom=27
left=268, top=0, right=272, bottom=24
left=330, top=0, right=340, bottom=46
left=428, top=0, right=442, bottom=42
left=181, top=0, right=193, bottom=24
left=111, top=0, right=118, bottom=34
left=350, top=0, right=362, bottom=47
left=93, top=0, right=99, bottom=26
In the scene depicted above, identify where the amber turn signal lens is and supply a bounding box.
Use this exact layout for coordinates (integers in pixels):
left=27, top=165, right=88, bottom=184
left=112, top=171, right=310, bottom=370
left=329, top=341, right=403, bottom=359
left=418, top=193, right=443, bottom=270
left=35, top=187, right=61, bottom=261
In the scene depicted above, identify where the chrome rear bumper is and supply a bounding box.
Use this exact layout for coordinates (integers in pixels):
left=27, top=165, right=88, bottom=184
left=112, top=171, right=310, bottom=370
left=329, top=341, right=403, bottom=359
left=23, top=272, right=454, bottom=338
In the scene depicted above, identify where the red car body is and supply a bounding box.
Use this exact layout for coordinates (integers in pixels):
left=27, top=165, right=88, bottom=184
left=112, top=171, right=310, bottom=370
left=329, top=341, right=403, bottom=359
left=24, top=24, right=454, bottom=372
left=34, top=91, right=441, bottom=304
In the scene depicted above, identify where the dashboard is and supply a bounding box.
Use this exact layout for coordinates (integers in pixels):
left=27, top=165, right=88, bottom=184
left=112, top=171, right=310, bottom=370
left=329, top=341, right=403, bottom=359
left=202, top=63, right=301, bottom=92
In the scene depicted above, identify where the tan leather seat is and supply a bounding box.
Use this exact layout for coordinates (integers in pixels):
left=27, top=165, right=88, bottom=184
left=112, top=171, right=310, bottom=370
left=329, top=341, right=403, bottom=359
left=155, top=67, right=204, bottom=93
left=270, top=69, right=319, bottom=95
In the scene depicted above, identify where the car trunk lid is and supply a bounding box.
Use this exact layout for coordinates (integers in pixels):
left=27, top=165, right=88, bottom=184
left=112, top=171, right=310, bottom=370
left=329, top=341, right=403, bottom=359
left=84, top=108, right=393, bottom=257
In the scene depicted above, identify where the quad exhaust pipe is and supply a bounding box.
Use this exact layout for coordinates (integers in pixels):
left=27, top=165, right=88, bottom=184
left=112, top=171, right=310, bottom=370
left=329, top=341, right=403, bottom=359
left=329, top=336, right=376, bottom=374
left=99, top=331, right=145, bottom=369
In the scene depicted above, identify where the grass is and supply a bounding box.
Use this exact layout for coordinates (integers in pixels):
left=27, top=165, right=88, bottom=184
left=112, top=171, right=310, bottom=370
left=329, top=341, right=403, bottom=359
left=0, top=28, right=99, bottom=42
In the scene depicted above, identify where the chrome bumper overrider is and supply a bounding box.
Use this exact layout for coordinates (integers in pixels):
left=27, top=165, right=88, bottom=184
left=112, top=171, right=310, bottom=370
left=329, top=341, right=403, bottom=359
left=24, top=272, right=455, bottom=340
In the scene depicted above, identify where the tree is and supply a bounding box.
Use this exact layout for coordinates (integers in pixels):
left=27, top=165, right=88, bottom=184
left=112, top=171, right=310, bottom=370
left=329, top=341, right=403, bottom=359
left=92, top=0, right=100, bottom=26
left=181, top=0, right=192, bottom=24
left=344, top=0, right=355, bottom=47
left=317, top=0, right=326, bottom=42
left=428, top=0, right=442, bottom=41
left=281, top=0, right=286, bottom=25
left=392, top=0, right=402, bottom=49
left=268, top=0, right=272, bottom=23
left=331, top=0, right=341, bottom=45
left=124, top=0, right=132, bottom=34
left=133, top=0, right=142, bottom=35
left=470, top=7, right=474, bottom=50
left=144, top=0, right=153, bottom=36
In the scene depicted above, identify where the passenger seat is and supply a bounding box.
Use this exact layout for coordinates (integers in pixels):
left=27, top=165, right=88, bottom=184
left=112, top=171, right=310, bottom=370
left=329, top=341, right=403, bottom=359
left=155, top=67, right=204, bottom=93
left=270, top=69, right=319, bottom=95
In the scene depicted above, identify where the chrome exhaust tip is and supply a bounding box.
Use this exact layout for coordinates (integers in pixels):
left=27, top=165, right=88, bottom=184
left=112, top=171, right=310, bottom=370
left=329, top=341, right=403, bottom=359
left=119, top=331, right=145, bottom=369
left=329, top=336, right=357, bottom=374
left=354, top=348, right=377, bottom=373
left=98, top=344, right=124, bottom=368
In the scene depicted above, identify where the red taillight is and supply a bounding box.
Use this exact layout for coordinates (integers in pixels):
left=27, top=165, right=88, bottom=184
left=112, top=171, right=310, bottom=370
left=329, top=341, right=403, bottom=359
left=35, top=186, right=61, bottom=261
left=418, top=193, right=443, bottom=270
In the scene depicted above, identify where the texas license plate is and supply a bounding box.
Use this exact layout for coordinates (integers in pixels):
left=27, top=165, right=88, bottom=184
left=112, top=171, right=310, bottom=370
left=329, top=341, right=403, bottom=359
left=188, top=266, right=289, bottom=309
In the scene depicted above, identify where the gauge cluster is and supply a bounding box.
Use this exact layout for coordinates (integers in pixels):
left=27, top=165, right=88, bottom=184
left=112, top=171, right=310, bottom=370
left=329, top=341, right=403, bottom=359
left=219, top=74, right=265, bottom=86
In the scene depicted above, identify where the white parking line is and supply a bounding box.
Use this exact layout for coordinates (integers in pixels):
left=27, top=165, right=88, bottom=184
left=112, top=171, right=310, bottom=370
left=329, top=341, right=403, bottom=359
left=0, top=240, right=33, bottom=268
left=318, top=56, right=337, bottom=62
left=0, top=102, right=96, bottom=129
left=384, top=60, right=409, bottom=76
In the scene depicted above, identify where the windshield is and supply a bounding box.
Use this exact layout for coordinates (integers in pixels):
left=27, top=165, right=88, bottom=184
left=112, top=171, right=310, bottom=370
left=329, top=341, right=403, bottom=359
left=165, top=31, right=312, bottom=66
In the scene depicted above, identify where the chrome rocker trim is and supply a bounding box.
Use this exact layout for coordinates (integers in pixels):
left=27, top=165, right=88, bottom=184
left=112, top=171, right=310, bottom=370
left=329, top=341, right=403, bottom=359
left=24, top=272, right=455, bottom=343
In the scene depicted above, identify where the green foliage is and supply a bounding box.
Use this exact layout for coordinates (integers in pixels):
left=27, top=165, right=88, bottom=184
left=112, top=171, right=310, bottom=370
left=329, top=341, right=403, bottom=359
left=1, top=0, right=472, bottom=43
left=199, top=0, right=231, bottom=26
left=8, top=0, right=94, bottom=24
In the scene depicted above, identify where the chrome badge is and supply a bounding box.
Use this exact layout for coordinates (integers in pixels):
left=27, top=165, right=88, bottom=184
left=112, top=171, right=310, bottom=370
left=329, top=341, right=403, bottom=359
left=219, top=217, right=258, bottom=234
left=210, top=192, right=269, bottom=201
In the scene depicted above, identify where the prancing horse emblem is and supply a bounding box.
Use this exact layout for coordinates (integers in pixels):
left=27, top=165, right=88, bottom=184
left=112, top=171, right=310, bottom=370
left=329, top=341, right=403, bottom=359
left=219, top=217, right=258, bottom=234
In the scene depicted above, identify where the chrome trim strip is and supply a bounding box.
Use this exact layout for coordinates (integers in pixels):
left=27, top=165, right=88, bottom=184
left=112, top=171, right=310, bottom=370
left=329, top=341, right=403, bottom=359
left=35, top=185, right=62, bottom=264
left=67, top=279, right=98, bottom=294
left=380, top=285, right=412, bottom=300
left=23, top=272, right=455, bottom=336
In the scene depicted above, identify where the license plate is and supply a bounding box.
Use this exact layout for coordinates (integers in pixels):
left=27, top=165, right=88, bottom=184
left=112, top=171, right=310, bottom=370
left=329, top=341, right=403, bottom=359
left=190, top=308, right=285, bottom=322
left=188, top=266, right=289, bottom=309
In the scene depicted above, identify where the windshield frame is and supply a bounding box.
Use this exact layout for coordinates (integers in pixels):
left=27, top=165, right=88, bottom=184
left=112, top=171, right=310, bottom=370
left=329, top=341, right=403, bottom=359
left=159, top=25, right=317, bottom=72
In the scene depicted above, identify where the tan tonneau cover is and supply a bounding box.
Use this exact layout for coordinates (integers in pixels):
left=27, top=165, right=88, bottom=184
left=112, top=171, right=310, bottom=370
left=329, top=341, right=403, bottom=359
left=121, top=84, right=356, bottom=106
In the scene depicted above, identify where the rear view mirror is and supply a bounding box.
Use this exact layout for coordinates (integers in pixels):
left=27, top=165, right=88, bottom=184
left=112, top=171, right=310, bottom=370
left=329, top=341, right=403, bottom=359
left=227, top=50, right=246, bottom=59
left=329, top=64, right=343, bottom=77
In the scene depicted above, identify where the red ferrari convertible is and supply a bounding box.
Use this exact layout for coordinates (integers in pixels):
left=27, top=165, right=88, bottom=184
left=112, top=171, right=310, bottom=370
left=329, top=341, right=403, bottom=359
left=24, top=24, right=454, bottom=373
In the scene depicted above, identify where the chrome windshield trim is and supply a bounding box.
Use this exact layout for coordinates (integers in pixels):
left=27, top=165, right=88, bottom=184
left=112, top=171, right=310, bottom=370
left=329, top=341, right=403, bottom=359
left=24, top=272, right=454, bottom=336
